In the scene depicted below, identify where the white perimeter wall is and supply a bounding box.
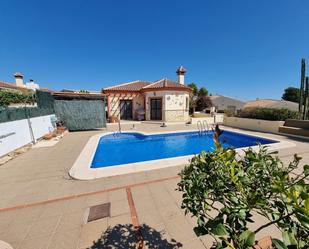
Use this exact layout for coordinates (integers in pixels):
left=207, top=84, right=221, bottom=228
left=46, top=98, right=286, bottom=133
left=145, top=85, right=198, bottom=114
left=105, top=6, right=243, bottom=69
left=224, top=117, right=284, bottom=134
left=0, top=114, right=55, bottom=157
left=190, top=114, right=224, bottom=124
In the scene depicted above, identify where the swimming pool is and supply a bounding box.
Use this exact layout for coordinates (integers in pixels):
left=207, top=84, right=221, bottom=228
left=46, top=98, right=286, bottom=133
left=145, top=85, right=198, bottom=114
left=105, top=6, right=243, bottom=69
left=91, top=130, right=276, bottom=168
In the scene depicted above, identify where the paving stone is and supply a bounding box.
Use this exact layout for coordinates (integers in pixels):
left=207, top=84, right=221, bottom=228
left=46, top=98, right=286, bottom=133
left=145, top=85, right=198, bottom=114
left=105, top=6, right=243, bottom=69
left=25, top=215, right=61, bottom=240
left=110, top=199, right=130, bottom=217
left=18, top=235, right=52, bottom=249
left=57, top=209, right=85, bottom=232
left=39, top=202, right=68, bottom=219
left=85, top=193, right=108, bottom=207
left=133, top=195, right=156, bottom=212
left=0, top=220, right=32, bottom=244
left=165, top=217, right=196, bottom=242
left=108, top=189, right=127, bottom=202
left=157, top=203, right=183, bottom=221
left=138, top=209, right=163, bottom=226
left=47, top=227, right=81, bottom=249
left=180, top=238, right=206, bottom=249
left=64, top=197, right=88, bottom=213
left=108, top=213, right=131, bottom=227
left=79, top=219, right=108, bottom=249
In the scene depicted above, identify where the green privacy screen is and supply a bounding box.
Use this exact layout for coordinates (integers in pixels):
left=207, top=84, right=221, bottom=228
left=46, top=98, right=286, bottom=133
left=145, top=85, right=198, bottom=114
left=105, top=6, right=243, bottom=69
left=0, top=107, right=54, bottom=123
left=36, top=90, right=54, bottom=110
left=54, top=99, right=106, bottom=131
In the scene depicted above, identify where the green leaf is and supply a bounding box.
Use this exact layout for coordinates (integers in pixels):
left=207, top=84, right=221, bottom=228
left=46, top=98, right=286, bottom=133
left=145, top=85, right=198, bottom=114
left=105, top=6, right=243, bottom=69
left=193, top=226, right=208, bottom=236
left=239, top=230, right=255, bottom=247
left=305, top=198, right=309, bottom=213
left=272, top=239, right=288, bottom=249
left=304, top=164, right=309, bottom=176
left=211, top=223, right=228, bottom=236
left=282, top=231, right=297, bottom=246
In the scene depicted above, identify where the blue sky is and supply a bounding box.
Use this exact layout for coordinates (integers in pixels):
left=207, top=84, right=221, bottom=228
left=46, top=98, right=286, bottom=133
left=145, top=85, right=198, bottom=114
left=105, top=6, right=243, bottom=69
left=0, top=0, right=309, bottom=100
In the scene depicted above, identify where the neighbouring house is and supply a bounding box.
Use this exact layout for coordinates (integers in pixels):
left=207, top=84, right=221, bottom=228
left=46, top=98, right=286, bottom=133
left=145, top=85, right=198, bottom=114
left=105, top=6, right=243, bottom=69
left=0, top=72, right=40, bottom=92
left=59, top=89, right=100, bottom=94
left=243, top=99, right=298, bottom=111
left=102, top=66, right=192, bottom=122
left=207, top=95, right=245, bottom=114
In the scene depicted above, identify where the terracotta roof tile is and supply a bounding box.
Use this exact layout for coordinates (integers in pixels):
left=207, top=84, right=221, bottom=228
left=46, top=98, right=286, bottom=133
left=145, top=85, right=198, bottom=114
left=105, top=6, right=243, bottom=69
left=0, top=81, right=23, bottom=90
left=141, top=78, right=192, bottom=91
left=104, top=80, right=152, bottom=92
left=103, top=78, right=192, bottom=93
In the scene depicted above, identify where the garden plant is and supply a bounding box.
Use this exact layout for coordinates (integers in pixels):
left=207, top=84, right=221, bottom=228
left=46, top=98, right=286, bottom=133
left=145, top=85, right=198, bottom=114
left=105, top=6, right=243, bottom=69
left=178, top=125, right=309, bottom=249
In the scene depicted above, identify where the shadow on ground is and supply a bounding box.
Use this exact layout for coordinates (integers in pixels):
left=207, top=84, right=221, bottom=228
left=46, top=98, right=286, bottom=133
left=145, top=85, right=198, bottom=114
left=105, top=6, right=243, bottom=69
left=88, top=223, right=182, bottom=249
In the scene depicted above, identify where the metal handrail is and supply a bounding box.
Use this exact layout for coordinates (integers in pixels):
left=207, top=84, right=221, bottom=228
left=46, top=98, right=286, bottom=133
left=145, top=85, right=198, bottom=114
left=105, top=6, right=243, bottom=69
left=118, top=119, right=121, bottom=133
left=203, top=120, right=210, bottom=133
left=197, top=121, right=203, bottom=134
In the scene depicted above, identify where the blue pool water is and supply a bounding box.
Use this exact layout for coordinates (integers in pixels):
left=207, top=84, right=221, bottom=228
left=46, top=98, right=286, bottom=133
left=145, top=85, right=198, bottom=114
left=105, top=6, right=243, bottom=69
left=91, top=130, right=276, bottom=168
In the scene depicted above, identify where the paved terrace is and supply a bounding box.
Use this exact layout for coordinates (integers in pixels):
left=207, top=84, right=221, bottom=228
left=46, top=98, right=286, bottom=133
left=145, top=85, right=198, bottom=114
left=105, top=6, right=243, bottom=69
left=0, top=123, right=309, bottom=249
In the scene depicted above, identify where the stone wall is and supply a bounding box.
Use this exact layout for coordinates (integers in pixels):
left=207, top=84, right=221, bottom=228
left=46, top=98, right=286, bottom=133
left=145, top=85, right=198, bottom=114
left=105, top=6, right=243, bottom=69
left=165, top=110, right=189, bottom=122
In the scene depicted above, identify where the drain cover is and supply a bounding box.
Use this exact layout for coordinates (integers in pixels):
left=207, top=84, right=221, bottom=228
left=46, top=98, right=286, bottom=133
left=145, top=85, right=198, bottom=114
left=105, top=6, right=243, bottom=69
left=87, top=203, right=111, bottom=222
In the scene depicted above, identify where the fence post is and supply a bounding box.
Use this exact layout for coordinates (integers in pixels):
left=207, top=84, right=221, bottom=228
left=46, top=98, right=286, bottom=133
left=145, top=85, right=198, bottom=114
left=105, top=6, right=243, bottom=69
left=25, top=107, right=36, bottom=144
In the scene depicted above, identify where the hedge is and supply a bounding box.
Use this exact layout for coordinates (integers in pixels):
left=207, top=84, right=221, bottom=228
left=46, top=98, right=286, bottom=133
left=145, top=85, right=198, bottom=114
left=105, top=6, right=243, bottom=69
left=238, top=107, right=298, bottom=121
left=0, top=90, right=35, bottom=106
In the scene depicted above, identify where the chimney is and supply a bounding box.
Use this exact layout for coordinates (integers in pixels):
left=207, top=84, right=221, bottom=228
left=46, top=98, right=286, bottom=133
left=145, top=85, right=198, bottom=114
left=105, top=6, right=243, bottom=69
left=14, top=72, right=24, bottom=87
left=26, top=78, right=40, bottom=90
left=176, top=66, right=186, bottom=85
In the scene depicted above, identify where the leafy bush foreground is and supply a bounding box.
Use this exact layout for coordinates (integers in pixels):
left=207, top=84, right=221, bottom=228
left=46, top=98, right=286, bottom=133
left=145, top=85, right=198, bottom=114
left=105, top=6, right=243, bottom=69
left=178, top=127, right=309, bottom=249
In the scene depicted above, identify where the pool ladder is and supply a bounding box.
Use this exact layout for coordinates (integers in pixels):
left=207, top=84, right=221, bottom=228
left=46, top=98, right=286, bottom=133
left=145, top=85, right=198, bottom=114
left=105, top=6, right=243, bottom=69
left=197, top=120, right=210, bottom=135
left=113, top=119, right=122, bottom=137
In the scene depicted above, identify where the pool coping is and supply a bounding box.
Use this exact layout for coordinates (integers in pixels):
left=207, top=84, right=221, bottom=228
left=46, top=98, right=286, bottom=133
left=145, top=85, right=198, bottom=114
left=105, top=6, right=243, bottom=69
left=68, top=128, right=296, bottom=180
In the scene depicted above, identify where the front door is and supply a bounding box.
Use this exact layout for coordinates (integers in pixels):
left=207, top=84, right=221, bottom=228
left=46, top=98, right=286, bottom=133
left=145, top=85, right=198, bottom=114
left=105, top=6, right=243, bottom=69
left=120, top=100, right=133, bottom=120
left=150, top=98, right=162, bottom=120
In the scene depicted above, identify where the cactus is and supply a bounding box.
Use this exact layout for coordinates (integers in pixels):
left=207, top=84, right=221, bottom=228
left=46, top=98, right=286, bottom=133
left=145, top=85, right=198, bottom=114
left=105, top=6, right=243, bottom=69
left=304, top=77, right=309, bottom=120
left=299, top=58, right=306, bottom=119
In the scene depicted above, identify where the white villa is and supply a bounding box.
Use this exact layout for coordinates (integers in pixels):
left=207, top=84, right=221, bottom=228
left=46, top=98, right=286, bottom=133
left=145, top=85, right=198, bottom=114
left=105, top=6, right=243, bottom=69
left=102, top=66, right=192, bottom=122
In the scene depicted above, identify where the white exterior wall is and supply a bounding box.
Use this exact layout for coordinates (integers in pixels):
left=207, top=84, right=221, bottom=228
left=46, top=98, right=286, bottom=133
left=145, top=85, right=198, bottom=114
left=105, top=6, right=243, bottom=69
left=145, top=91, right=190, bottom=122
left=224, top=117, right=284, bottom=134
left=107, top=94, right=144, bottom=120
left=178, top=75, right=185, bottom=85
left=0, top=114, right=55, bottom=157
left=190, top=114, right=225, bottom=124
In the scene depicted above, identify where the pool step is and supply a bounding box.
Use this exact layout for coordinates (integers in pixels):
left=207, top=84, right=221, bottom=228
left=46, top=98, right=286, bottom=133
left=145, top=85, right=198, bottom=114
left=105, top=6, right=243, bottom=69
left=279, top=119, right=309, bottom=137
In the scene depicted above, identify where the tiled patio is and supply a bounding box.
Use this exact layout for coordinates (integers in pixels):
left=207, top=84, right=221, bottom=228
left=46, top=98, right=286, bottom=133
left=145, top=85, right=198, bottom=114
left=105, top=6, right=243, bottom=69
left=0, top=123, right=309, bottom=249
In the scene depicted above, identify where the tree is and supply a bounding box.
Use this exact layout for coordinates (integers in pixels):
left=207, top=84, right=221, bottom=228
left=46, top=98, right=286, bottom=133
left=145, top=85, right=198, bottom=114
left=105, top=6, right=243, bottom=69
left=187, top=84, right=211, bottom=113
left=188, top=83, right=198, bottom=96
left=178, top=128, right=309, bottom=249
left=282, top=87, right=300, bottom=103
left=198, top=87, right=208, bottom=97
left=195, top=95, right=212, bottom=111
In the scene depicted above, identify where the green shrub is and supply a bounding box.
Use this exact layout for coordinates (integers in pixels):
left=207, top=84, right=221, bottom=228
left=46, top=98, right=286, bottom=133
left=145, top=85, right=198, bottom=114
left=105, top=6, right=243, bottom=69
left=0, top=90, right=35, bottom=107
left=224, top=109, right=235, bottom=117
left=178, top=135, right=309, bottom=248
left=238, top=107, right=298, bottom=121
